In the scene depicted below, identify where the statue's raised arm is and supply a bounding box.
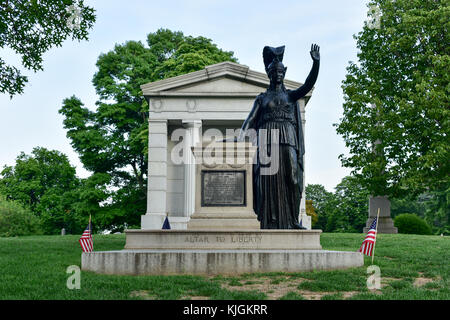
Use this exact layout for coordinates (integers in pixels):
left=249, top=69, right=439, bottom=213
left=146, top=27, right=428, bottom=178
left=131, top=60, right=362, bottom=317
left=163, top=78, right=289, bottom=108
left=289, top=44, right=320, bottom=101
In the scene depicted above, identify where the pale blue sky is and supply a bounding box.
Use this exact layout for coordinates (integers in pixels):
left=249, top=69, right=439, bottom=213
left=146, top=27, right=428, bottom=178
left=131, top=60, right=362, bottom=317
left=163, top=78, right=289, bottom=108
left=0, top=0, right=371, bottom=192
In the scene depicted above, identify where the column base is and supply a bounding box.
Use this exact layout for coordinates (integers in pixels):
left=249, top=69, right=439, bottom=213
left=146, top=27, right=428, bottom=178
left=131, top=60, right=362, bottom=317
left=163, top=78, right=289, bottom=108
left=363, top=216, right=398, bottom=234
left=141, top=213, right=166, bottom=230
left=167, top=217, right=190, bottom=230
left=299, top=213, right=312, bottom=230
left=141, top=214, right=191, bottom=230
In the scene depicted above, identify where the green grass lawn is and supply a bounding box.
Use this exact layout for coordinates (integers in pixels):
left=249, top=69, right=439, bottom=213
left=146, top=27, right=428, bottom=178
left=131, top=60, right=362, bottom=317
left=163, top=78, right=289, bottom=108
left=0, top=233, right=448, bottom=300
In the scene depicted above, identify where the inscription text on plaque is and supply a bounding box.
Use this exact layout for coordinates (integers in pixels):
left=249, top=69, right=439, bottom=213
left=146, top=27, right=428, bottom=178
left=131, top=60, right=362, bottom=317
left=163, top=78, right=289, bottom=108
left=201, top=170, right=246, bottom=206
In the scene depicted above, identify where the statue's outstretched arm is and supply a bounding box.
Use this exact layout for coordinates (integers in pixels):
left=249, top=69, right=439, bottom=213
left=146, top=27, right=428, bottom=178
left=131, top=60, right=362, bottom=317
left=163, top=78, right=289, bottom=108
left=289, top=44, right=320, bottom=101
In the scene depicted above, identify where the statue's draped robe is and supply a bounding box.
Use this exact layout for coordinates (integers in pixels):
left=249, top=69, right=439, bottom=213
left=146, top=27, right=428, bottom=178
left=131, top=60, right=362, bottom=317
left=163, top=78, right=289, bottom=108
left=243, top=90, right=304, bottom=229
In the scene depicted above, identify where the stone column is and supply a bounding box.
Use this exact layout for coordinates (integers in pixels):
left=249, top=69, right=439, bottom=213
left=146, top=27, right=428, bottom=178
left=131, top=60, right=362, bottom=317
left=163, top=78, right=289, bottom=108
left=298, top=98, right=311, bottom=229
left=182, top=120, right=202, bottom=217
left=141, top=119, right=168, bottom=229
left=362, top=104, right=397, bottom=233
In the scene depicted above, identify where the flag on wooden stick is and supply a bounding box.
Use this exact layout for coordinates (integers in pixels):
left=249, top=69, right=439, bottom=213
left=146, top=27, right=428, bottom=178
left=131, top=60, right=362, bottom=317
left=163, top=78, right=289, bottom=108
left=359, top=217, right=377, bottom=256
left=359, top=213, right=379, bottom=257
left=79, top=215, right=93, bottom=252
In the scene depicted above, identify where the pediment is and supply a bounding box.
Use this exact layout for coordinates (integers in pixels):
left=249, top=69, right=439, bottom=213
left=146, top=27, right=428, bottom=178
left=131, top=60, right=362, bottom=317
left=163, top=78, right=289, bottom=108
left=173, top=76, right=266, bottom=94
left=141, top=61, right=311, bottom=98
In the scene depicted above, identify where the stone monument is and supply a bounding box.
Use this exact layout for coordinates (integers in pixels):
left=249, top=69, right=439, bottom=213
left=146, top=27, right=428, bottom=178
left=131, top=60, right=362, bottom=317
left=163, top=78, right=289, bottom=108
left=363, top=196, right=398, bottom=233
left=81, top=46, right=363, bottom=275
left=139, top=60, right=312, bottom=230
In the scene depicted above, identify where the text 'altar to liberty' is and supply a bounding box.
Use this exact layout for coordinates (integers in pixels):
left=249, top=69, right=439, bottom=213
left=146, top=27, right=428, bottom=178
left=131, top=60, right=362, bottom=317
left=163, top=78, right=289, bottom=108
left=184, top=234, right=263, bottom=244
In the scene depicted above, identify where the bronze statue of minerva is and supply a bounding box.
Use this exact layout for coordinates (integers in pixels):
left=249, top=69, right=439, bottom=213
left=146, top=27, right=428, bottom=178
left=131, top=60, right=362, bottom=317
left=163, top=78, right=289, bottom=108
left=239, top=44, right=320, bottom=229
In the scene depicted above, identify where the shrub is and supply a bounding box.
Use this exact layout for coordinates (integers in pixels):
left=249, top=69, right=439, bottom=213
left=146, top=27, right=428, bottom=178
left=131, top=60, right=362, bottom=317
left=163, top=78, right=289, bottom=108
left=394, top=213, right=432, bottom=235
left=0, top=196, right=43, bottom=237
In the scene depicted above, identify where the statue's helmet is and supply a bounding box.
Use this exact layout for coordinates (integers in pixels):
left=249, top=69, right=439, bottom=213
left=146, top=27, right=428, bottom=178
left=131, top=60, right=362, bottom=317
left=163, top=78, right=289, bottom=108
left=263, top=45, right=286, bottom=75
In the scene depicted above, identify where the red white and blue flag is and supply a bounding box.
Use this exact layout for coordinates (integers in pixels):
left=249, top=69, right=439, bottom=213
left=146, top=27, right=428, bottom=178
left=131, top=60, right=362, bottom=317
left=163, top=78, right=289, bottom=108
left=359, top=217, right=377, bottom=256
left=79, top=218, right=93, bottom=253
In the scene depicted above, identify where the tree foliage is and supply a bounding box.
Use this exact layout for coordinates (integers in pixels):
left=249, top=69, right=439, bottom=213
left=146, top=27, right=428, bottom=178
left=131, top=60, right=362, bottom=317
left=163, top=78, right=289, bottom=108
left=336, top=0, right=449, bottom=198
left=394, top=213, right=432, bottom=235
left=305, top=184, right=334, bottom=230
left=0, top=195, right=43, bottom=237
left=59, top=29, right=237, bottom=230
left=307, top=178, right=448, bottom=234
left=0, top=147, right=81, bottom=234
left=332, top=176, right=370, bottom=232
left=306, top=177, right=370, bottom=233
left=305, top=200, right=318, bottom=226
left=422, top=185, right=449, bottom=235
left=0, top=0, right=96, bottom=97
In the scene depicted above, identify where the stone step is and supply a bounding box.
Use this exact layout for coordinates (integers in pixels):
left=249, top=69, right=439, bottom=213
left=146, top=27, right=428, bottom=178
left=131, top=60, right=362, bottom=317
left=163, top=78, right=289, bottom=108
left=81, top=249, right=364, bottom=275
left=124, top=229, right=322, bottom=250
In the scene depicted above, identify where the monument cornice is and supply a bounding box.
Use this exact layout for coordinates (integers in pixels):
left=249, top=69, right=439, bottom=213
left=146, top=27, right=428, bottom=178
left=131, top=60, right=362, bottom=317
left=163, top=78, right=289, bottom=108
left=140, top=61, right=313, bottom=102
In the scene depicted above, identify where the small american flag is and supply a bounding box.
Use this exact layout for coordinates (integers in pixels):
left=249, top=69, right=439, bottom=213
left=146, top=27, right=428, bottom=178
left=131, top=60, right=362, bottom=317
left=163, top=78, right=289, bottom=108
left=359, top=217, right=377, bottom=256
left=79, top=218, right=93, bottom=253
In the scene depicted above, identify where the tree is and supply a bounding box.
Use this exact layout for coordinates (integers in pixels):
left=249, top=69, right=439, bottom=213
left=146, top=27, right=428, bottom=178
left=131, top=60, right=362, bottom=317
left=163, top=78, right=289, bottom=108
left=305, top=200, right=318, bottom=226
left=59, top=29, right=237, bottom=230
left=0, top=195, right=43, bottom=237
left=390, top=193, right=427, bottom=219
left=0, top=147, right=81, bottom=234
left=0, top=0, right=96, bottom=97
left=336, top=0, right=449, bottom=198
left=422, top=185, right=449, bottom=234
left=67, top=172, right=111, bottom=233
left=306, top=178, right=370, bottom=233
left=387, top=189, right=448, bottom=235
left=305, top=184, right=334, bottom=230
left=330, top=176, right=370, bottom=233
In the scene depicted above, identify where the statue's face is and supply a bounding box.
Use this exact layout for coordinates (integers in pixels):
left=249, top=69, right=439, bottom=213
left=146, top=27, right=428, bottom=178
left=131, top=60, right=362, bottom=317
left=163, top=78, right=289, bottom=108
left=269, top=65, right=286, bottom=84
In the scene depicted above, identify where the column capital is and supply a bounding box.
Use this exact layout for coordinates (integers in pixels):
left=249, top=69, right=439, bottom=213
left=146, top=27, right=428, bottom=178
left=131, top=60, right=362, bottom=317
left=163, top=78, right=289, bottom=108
left=148, top=119, right=168, bottom=123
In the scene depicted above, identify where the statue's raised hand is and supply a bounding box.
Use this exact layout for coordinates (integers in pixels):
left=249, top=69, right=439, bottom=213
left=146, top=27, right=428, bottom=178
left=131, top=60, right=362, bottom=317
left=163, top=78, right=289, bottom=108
left=290, top=44, right=320, bottom=100
left=310, top=44, right=320, bottom=62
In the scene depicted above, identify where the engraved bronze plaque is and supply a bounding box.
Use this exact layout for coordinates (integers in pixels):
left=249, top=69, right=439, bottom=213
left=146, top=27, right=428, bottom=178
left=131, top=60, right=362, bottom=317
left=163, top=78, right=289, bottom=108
left=201, top=170, right=246, bottom=206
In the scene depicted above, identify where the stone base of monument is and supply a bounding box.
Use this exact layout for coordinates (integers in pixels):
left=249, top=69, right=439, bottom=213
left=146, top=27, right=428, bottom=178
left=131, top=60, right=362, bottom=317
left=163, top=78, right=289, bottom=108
left=363, top=216, right=398, bottom=234
left=81, top=229, right=364, bottom=275
left=187, top=212, right=260, bottom=230
left=124, top=229, right=322, bottom=250
left=363, top=196, right=398, bottom=234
